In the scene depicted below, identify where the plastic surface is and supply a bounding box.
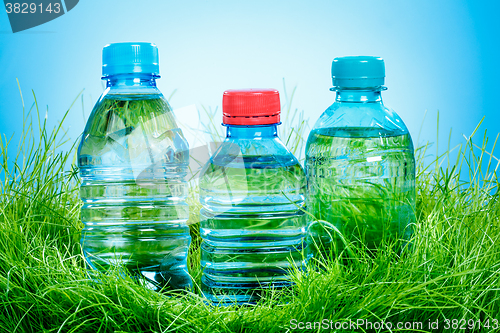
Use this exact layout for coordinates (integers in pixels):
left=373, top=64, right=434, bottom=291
left=102, top=42, right=159, bottom=77
left=306, top=60, right=415, bottom=258
left=199, top=91, right=307, bottom=305
left=332, top=56, right=385, bottom=88
left=222, top=88, right=280, bottom=125
left=78, top=47, right=191, bottom=291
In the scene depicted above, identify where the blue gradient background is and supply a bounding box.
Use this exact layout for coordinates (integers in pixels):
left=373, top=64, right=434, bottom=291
left=0, top=0, right=499, bottom=158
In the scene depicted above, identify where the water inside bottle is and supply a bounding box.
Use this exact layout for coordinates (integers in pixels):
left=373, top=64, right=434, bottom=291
left=78, top=94, right=192, bottom=291
left=199, top=153, right=307, bottom=304
left=305, top=127, right=415, bottom=257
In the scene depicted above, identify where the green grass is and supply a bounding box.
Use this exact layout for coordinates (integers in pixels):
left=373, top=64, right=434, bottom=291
left=0, top=85, right=499, bottom=333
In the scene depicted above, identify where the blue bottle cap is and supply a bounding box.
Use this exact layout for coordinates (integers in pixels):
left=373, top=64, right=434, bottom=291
left=102, top=42, right=159, bottom=77
left=332, top=56, right=385, bottom=88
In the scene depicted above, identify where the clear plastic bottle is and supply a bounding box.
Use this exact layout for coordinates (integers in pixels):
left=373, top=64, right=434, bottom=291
left=199, top=89, right=308, bottom=304
left=305, top=56, right=415, bottom=258
left=78, top=42, right=192, bottom=291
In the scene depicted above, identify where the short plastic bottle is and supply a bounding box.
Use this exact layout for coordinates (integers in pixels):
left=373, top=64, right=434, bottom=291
left=305, top=56, right=415, bottom=258
left=78, top=42, right=192, bottom=290
left=199, top=89, right=308, bottom=304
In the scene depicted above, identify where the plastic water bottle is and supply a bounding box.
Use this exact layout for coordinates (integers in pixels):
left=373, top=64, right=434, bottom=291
left=199, top=89, right=308, bottom=304
left=78, top=42, right=192, bottom=291
left=305, top=56, right=415, bottom=258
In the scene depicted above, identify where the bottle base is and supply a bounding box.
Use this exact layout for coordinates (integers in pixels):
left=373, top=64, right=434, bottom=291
left=201, top=275, right=293, bottom=305
left=83, top=256, right=193, bottom=292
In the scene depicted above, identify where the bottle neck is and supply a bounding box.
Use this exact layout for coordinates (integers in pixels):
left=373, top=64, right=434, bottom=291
left=226, top=124, right=278, bottom=139
left=104, top=73, right=159, bottom=92
left=334, top=87, right=384, bottom=103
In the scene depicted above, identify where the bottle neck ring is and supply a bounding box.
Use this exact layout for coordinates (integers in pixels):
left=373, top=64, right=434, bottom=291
left=331, top=86, right=386, bottom=103
left=104, top=73, right=159, bottom=89
left=225, top=124, right=279, bottom=138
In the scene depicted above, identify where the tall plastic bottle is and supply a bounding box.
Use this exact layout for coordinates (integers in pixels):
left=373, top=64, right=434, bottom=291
left=199, top=89, right=308, bottom=304
left=78, top=42, right=192, bottom=290
left=305, top=56, right=415, bottom=258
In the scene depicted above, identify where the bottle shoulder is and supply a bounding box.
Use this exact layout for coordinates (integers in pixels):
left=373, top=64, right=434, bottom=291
left=199, top=136, right=307, bottom=205
left=81, top=93, right=178, bottom=137
left=208, top=136, right=303, bottom=171
left=77, top=91, right=188, bottom=167
left=311, top=101, right=409, bottom=137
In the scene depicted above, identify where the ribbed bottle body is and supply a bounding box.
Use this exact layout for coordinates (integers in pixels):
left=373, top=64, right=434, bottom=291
left=306, top=125, right=415, bottom=257
left=199, top=126, right=307, bottom=304
left=78, top=93, right=192, bottom=290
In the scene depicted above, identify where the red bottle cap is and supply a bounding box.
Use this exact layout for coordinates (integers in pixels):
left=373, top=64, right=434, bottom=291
left=222, top=88, right=281, bottom=125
